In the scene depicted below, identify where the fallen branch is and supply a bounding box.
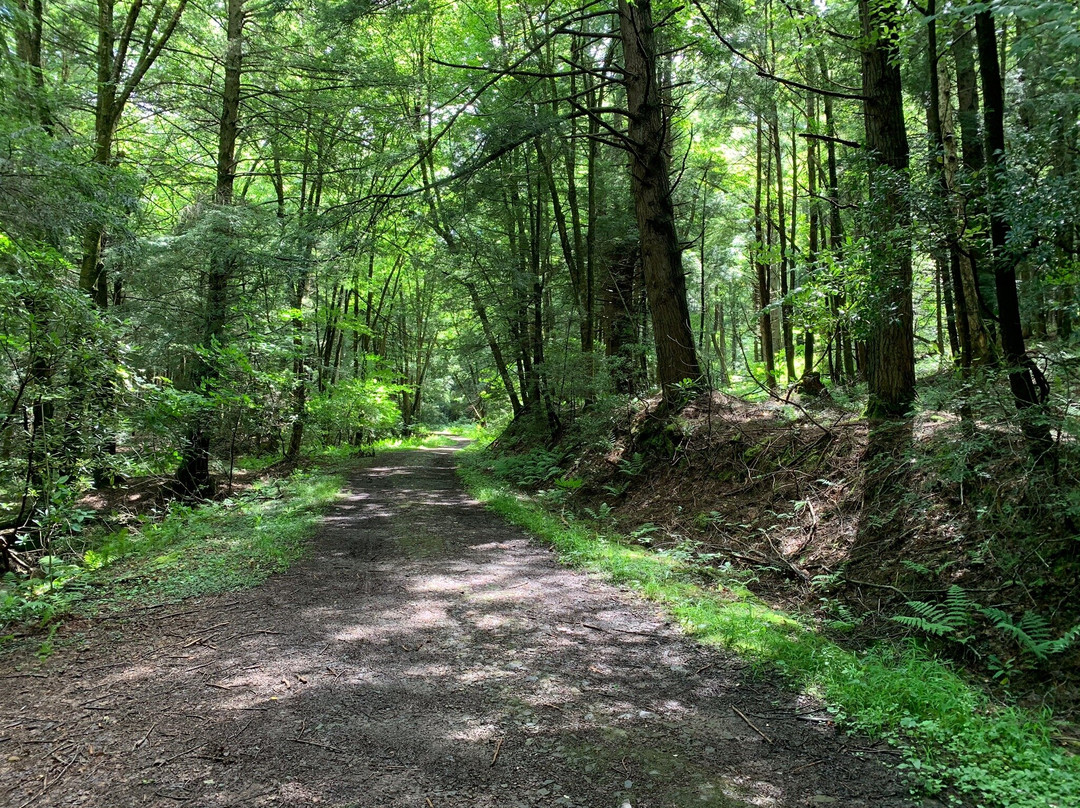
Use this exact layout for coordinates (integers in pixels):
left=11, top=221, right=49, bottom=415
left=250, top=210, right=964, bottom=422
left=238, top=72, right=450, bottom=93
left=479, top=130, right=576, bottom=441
left=158, top=742, right=206, bottom=765
left=732, top=705, right=772, bottom=743
left=581, top=621, right=654, bottom=637
left=288, top=737, right=346, bottom=754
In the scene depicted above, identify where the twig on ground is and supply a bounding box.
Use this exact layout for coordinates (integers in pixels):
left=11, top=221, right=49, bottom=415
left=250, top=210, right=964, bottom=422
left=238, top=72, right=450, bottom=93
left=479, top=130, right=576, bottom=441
left=133, top=722, right=157, bottom=752
left=850, top=746, right=902, bottom=756
left=158, top=742, right=206, bottom=765
left=152, top=791, right=192, bottom=801
left=581, top=621, right=654, bottom=637
left=732, top=705, right=772, bottom=743
left=491, top=736, right=504, bottom=766
left=288, top=737, right=346, bottom=754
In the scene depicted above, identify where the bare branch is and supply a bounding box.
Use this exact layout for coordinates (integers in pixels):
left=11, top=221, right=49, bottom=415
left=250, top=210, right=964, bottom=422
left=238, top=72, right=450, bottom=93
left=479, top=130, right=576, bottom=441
left=799, top=132, right=862, bottom=149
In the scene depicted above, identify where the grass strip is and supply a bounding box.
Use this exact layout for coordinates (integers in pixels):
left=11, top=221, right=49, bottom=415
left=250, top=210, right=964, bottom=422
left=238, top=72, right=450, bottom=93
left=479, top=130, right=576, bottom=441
left=2, top=465, right=346, bottom=632
left=459, top=453, right=1079, bottom=808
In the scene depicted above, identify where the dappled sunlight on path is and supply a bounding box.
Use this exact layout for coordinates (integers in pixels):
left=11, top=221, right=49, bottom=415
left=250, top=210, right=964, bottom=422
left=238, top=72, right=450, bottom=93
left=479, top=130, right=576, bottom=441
left=1, top=443, right=914, bottom=808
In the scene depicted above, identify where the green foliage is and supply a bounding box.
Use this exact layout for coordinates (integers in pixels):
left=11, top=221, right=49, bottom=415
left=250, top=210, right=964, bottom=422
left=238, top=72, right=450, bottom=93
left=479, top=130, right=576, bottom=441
left=893, top=586, right=1080, bottom=665
left=1, top=467, right=343, bottom=630
left=306, top=377, right=406, bottom=447
left=979, top=608, right=1080, bottom=662
left=484, top=448, right=565, bottom=487
left=892, top=585, right=976, bottom=640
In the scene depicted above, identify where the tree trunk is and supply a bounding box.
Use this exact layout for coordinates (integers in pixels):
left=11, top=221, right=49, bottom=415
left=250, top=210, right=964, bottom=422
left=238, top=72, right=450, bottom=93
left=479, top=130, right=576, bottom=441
left=618, top=0, right=701, bottom=401
left=13, top=0, right=53, bottom=132
left=603, top=243, right=644, bottom=394
left=803, top=90, right=818, bottom=377
left=860, top=0, right=915, bottom=419
left=79, top=0, right=189, bottom=306
left=951, top=19, right=998, bottom=352
left=754, top=117, right=777, bottom=389
left=817, top=52, right=851, bottom=385
left=975, top=11, right=1052, bottom=453
left=925, top=4, right=959, bottom=362
left=176, top=0, right=242, bottom=496
left=770, top=110, right=796, bottom=384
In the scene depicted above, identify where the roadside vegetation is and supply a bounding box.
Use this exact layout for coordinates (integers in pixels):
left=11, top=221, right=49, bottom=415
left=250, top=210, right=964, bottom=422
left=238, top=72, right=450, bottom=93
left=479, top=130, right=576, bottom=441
left=1, top=464, right=343, bottom=646
left=0, top=428, right=470, bottom=647
left=460, top=386, right=1080, bottom=808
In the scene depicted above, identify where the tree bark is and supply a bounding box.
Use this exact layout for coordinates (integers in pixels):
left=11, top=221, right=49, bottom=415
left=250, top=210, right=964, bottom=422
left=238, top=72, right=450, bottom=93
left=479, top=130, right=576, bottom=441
left=803, top=89, right=818, bottom=376
left=176, top=0, right=242, bottom=496
left=754, top=116, right=777, bottom=389
left=618, top=0, right=701, bottom=401
left=951, top=20, right=998, bottom=356
left=975, top=11, right=1052, bottom=453
left=860, top=0, right=915, bottom=418
left=79, top=0, right=189, bottom=306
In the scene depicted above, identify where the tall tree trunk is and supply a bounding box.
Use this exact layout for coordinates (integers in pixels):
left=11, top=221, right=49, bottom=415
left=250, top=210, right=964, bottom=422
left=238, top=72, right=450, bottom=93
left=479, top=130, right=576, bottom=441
left=770, top=109, right=796, bottom=383
left=176, top=0, right=242, bottom=496
left=860, top=0, right=915, bottom=418
left=804, top=90, right=818, bottom=376
left=754, top=116, right=777, bottom=389
left=925, top=3, right=960, bottom=362
left=13, top=0, right=52, bottom=132
left=618, top=0, right=701, bottom=401
left=817, top=52, right=852, bottom=384
left=603, top=244, right=644, bottom=394
left=79, top=0, right=189, bottom=306
left=712, top=295, right=729, bottom=387
left=951, top=20, right=998, bottom=354
left=975, top=11, right=1052, bottom=453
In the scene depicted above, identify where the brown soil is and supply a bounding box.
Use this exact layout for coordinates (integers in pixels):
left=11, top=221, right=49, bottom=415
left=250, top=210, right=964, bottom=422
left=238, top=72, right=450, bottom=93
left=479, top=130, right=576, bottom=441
left=1, top=442, right=915, bottom=807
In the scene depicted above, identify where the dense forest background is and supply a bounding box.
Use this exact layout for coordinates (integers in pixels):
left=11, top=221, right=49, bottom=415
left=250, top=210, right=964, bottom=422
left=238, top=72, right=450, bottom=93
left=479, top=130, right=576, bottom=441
left=3, top=0, right=1080, bottom=671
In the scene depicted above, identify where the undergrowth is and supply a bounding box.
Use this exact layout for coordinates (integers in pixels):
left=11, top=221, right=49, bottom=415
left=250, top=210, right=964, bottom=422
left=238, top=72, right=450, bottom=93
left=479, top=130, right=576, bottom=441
left=1, top=467, right=344, bottom=633
left=459, top=447, right=1080, bottom=808
left=0, top=432, right=467, bottom=636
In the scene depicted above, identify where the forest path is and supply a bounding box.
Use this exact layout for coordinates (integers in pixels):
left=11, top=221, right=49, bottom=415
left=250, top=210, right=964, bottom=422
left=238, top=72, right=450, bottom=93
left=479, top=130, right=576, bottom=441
left=2, top=442, right=915, bottom=808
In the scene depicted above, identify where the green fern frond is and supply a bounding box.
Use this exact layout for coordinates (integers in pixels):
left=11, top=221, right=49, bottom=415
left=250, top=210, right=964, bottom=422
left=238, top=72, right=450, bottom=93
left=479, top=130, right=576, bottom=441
left=982, top=607, right=1080, bottom=661
left=892, top=585, right=975, bottom=638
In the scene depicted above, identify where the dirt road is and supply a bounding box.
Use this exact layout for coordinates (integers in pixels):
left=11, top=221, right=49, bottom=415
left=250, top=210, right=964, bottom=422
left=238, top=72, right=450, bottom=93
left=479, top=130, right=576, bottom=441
left=1, top=442, right=915, bottom=807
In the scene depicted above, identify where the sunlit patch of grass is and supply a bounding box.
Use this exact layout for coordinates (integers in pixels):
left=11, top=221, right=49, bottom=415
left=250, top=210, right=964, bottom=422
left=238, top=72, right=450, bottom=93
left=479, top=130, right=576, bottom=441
left=92, top=470, right=342, bottom=607
left=373, top=432, right=456, bottom=451
left=459, top=449, right=1080, bottom=808
left=1, top=468, right=344, bottom=632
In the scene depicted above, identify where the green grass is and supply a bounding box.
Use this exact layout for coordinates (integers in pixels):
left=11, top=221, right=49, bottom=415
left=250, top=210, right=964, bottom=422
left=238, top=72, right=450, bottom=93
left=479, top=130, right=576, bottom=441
left=1, top=466, right=344, bottom=630
left=1, top=428, right=476, bottom=632
left=459, top=449, right=1080, bottom=808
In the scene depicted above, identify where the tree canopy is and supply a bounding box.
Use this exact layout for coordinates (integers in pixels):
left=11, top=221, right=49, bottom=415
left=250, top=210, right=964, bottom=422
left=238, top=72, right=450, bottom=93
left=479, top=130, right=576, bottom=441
left=1, top=0, right=1078, bottom=529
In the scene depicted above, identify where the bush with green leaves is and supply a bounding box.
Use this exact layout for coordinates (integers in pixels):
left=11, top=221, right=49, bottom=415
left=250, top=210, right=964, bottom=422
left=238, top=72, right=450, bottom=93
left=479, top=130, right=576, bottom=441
left=306, top=377, right=406, bottom=447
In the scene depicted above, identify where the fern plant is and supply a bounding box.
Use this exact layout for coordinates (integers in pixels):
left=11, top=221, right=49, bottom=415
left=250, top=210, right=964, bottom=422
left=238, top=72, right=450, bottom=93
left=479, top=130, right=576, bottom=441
left=891, top=585, right=976, bottom=642
left=893, top=586, right=1080, bottom=664
left=981, top=608, right=1080, bottom=661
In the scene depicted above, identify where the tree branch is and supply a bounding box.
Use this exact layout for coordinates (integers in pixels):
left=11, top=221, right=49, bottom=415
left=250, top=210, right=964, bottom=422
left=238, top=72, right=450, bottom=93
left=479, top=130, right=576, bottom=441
left=799, top=132, right=861, bottom=149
